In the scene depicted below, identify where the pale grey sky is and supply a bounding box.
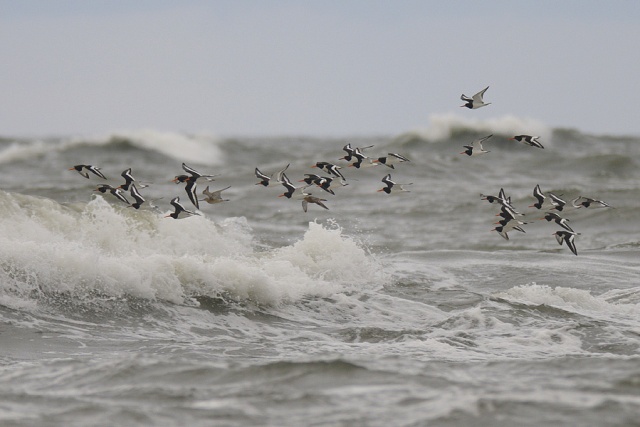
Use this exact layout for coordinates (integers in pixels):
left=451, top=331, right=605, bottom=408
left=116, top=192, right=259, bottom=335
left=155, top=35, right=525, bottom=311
left=1, top=1, right=639, bottom=137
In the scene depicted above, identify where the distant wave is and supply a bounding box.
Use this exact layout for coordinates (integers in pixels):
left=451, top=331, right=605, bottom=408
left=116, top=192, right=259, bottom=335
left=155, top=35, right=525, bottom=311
left=396, top=114, right=552, bottom=143
left=0, top=130, right=225, bottom=165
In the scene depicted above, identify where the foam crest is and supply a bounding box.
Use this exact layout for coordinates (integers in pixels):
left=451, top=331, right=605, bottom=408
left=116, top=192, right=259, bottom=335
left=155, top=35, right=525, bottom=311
left=0, top=192, right=382, bottom=310
left=400, top=114, right=551, bottom=142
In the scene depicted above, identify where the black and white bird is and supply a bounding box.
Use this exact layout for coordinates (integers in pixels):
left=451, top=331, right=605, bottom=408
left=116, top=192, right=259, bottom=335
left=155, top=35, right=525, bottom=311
left=299, top=174, right=347, bottom=195
left=254, top=167, right=272, bottom=186
left=460, top=134, right=492, bottom=156
left=173, top=163, right=219, bottom=209
left=317, top=176, right=347, bottom=195
left=348, top=147, right=379, bottom=169
left=94, top=184, right=130, bottom=205
left=302, top=195, right=329, bottom=213
left=553, top=230, right=579, bottom=256
left=496, top=204, right=525, bottom=221
left=510, top=135, right=544, bottom=149
left=312, top=162, right=346, bottom=180
left=495, top=218, right=529, bottom=230
left=540, top=212, right=574, bottom=232
left=69, top=164, right=107, bottom=180
left=119, top=168, right=136, bottom=191
left=529, top=184, right=556, bottom=210
left=481, top=188, right=509, bottom=205
left=460, top=86, right=491, bottom=109
left=254, top=164, right=290, bottom=186
left=299, top=173, right=324, bottom=186
left=180, top=163, right=219, bottom=183
left=165, top=196, right=199, bottom=219
left=278, top=173, right=311, bottom=200
left=571, top=196, right=612, bottom=209
left=378, top=174, right=412, bottom=194
left=128, top=184, right=146, bottom=209
left=200, top=186, right=231, bottom=204
left=340, top=143, right=374, bottom=162
left=481, top=188, right=522, bottom=215
left=373, top=153, right=411, bottom=168
left=548, top=193, right=568, bottom=212
left=492, top=222, right=526, bottom=240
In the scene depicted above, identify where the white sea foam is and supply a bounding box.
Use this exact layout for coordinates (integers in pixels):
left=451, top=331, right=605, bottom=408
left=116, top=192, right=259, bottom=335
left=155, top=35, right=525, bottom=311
left=0, top=130, right=224, bottom=165
left=400, top=114, right=551, bottom=142
left=0, top=191, right=382, bottom=309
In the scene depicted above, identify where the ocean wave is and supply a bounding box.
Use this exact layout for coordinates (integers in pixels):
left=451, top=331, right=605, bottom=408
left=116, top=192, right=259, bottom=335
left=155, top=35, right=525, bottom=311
left=395, top=114, right=552, bottom=143
left=493, top=283, right=640, bottom=324
left=0, top=130, right=225, bottom=165
left=0, top=191, right=383, bottom=312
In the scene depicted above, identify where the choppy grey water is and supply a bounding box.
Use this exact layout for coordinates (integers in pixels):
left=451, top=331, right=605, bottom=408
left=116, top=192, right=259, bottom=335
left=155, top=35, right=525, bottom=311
left=1, top=116, right=639, bottom=426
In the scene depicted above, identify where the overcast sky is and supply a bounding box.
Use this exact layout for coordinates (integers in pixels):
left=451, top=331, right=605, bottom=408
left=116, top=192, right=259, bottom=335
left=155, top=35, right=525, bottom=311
left=1, top=0, right=639, bottom=137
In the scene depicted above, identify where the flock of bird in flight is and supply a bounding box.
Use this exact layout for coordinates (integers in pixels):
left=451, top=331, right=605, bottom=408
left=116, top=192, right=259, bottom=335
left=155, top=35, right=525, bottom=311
left=458, top=86, right=612, bottom=255
left=68, top=86, right=611, bottom=255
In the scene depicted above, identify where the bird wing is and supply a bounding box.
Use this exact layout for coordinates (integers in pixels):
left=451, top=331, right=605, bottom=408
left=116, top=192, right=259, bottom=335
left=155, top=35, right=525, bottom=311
left=549, top=193, right=566, bottom=206
left=255, top=167, right=270, bottom=182
left=170, top=197, right=182, bottom=210
left=274, top=163, right=290, bottom=183
left=565, top=234, right=578, bottom=255
left=130, top=184, right=145, bottom=205
left=280, top=172, right=296, bottom=193
left=182, top=162, right=201, bottom=177
left=185, top=180, right=199, bottom=209
left=473, top=86, right=489, bottom=102
left=88, top=166, right=107, bottom=180
left=329, top=165, right=346, bottom=180
left=381, top=174, right=394, bottom=188
left=206, top=186, right=231, bottom=199
left=315, top=199, right=329, bottom=210
left=474, top=134, right=493, bottom=149
left=533, top=184, right=545, bottom=203
left=388, top=153, right=410, bottom=162
left=112, top=188, right=130, bottom=204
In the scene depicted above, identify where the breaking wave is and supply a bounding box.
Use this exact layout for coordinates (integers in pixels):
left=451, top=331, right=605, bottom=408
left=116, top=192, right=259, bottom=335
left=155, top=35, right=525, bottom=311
left=0, top=191, right=383, bottom=311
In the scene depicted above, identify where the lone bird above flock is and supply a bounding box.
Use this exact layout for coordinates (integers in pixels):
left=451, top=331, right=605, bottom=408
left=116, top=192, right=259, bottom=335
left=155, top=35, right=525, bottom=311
left=460, top=86, right=491, bottom=109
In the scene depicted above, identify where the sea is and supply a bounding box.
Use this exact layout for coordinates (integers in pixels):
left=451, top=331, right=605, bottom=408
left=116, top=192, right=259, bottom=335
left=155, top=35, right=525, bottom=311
left=0, top=115, right=639, bottom=427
